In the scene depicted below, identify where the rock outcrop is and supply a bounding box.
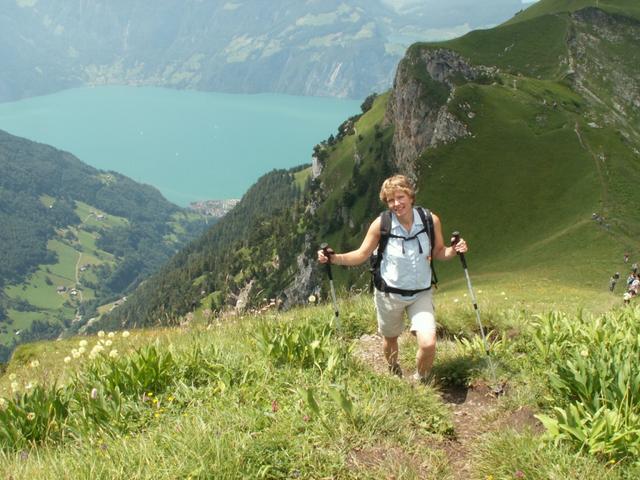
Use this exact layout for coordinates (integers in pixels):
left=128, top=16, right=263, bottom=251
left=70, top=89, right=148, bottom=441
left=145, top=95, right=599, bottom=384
left=282, top=235, right=320, bottom=309
left=384, top=48, right=495, bottom=178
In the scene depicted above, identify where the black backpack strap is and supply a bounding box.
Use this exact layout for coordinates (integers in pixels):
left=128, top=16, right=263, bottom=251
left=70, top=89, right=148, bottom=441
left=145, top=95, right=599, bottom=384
left=378, top=210, right=392, bottom=256
left=369, top=210, right=391, bottom=293
left=417, top=207, right=438, bottom=287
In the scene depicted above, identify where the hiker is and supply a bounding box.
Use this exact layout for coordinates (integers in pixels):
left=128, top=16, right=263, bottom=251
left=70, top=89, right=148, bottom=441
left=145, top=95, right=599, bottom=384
left=627, top=271, right=636, bottom=288
left=624, top=252, right=630, bottom=263
left=609, top=272, right=620, bottom=292
left=623, top=274, right=640, bottom=305
left=317, top=174, right=467, bottom=383
left=630, top=273, right=640, bottom=295
left=632, top=262, right=638, bottom=275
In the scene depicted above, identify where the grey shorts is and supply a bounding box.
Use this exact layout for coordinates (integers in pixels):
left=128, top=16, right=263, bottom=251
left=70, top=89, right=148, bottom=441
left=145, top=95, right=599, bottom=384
left=374, top=288, right=436, bottom=338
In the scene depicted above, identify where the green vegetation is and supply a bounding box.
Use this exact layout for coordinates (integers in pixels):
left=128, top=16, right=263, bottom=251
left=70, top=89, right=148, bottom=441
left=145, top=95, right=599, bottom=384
left=103, top=168, right=306, bottom=329
left=436, top=14, right=570, bottom=80
left=507, top=0, right=640, bottom=25
left=0, top=130, right=208, bottom=361
left=1, top=297, right=639, bottom=478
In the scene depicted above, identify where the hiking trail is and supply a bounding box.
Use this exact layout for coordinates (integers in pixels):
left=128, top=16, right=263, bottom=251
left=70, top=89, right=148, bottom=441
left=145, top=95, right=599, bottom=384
left=353, top=332, right=542, bottom=478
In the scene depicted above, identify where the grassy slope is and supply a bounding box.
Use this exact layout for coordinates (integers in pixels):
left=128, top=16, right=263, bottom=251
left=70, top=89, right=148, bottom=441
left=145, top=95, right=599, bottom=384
left=308, top=2, right=640, bottom=314
left=1, top=300, right=639, bottom=478
left=425, top=13, right=571, bottom=80
left=315, top=80, right=635, bottom=311
left=506, top=0, right=640, bottom=24
left=0, top=199, right=201, bottom=345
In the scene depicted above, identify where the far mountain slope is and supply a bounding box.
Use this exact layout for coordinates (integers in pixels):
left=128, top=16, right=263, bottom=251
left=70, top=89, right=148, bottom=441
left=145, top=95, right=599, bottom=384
left=0, top=0, right=527, bottom=101
left=0, top=130, right=207, bottom=360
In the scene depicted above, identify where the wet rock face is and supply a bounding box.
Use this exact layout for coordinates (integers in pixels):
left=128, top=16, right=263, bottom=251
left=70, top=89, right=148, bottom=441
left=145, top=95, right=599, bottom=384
left=384, top=48, right=494, bottom=178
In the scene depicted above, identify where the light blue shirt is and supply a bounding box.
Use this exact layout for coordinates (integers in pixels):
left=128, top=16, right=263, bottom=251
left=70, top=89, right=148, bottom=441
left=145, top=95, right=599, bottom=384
left=380, top=208, right=432, bottom=291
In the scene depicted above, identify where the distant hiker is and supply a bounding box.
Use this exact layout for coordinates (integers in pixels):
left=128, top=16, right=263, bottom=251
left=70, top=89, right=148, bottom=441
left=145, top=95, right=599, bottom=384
left=624, top=252, right=630, bottom=263
left=627, top=272, right=636, bottom=287
left=631, top=274, right=640, bottom=295
left=609, top=272, right=620, bottom=292
left=317, top=174, right=468, bottom=384
left=632, top=262, right=638, bottom=275
left=624, top=275, right=640, bottom=305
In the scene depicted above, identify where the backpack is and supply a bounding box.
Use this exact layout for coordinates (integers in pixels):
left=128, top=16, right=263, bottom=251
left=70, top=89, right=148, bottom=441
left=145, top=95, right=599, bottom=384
left=369, top=207, right=438, bottom=295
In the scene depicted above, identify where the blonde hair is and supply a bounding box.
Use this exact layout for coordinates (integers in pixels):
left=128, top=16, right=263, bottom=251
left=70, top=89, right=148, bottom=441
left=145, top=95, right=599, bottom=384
left=379, top=174, right=415, bottom=203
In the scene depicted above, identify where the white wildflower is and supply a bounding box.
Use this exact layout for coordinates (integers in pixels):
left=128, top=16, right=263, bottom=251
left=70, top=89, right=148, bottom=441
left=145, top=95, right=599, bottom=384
left=8, top=373, right=16, bottom=381
left=501, top=291, right=506, bottom=296
left=78, top=347, right=86, bottom=355
left=122, top=331, right=130, bottom=338
left=98, top=330, right=105, bottom=338
left=580, top=350, right=589, bottom=357
left=63, top=356, right=72, bottom=364
left=25, top=382, right=35, bottom=391
left=108, top=332, right=115, bottom=339
left=454, top=298, right=460, bottom=303
left=90, top=388, right=98, bottom=400
left=0, top=398, right=7, bottom=411
left=79, top=340, right=88, bottom=347
left=308, top=294, right=317, bottom=303
left=109, top=349, right=118, bottom=358
left=26, top=412, right=36, bottom=421
left=29, top=360, right=40, bottom=368
left=105, top=340, right=113, bottom=347
left=10, top=381, right=19, bottom=392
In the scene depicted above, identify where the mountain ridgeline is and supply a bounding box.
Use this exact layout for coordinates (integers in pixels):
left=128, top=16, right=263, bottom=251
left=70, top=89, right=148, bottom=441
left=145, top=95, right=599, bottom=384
left=0, top=130, right=207, bottom=361
left=103, top=0, right=640, bottom=329
left=0, top=0, right=528, bottom=101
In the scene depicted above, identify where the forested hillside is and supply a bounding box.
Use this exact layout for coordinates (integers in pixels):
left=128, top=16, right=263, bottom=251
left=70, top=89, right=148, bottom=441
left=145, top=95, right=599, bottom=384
left=102, top=0, right=640, bottom=331
left=0, top=130, right=206, bottom=361
left=102, top=167, right=310, bottom=329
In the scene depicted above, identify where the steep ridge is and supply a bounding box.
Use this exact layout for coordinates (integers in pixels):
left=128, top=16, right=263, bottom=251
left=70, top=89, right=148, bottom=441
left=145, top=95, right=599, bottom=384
left=104, top=0, right=640, bottom=329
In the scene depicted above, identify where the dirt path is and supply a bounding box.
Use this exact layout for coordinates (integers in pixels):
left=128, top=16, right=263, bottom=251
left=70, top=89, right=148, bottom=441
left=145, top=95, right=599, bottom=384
left=353, top=333, right=540, bottom=479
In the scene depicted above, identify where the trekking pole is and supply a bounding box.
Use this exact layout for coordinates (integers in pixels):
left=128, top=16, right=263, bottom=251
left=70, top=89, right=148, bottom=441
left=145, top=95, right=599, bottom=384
left=451, top=232, right=502, bottom=394
left=320, top=243, right=340, bottom=329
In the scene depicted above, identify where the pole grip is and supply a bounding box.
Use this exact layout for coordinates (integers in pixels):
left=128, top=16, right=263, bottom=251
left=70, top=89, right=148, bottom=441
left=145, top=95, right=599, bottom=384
left=320, top=243, right=334, bottom=280
left=451, top=231, right=468, bottom=269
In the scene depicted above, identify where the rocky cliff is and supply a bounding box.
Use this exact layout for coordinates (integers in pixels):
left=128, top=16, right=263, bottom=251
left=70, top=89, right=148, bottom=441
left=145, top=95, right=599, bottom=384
left=384, top=48, right=495, bottom=178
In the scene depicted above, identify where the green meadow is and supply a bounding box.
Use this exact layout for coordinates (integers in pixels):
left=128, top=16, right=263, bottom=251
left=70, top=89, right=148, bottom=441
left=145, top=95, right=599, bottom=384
left=1, top=292, right=639, bottom=478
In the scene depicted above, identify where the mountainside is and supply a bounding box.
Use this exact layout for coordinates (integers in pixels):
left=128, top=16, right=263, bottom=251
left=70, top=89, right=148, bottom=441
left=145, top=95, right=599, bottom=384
left=103, top=0, right=640, bottom=329
left=0, top=130, right=207, bottom=360
left=0, top=0, right=527, bottom=101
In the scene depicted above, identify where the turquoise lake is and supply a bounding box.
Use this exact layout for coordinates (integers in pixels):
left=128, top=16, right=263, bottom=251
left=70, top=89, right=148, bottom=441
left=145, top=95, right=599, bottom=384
left=0, top=86, right=361, bottom=206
